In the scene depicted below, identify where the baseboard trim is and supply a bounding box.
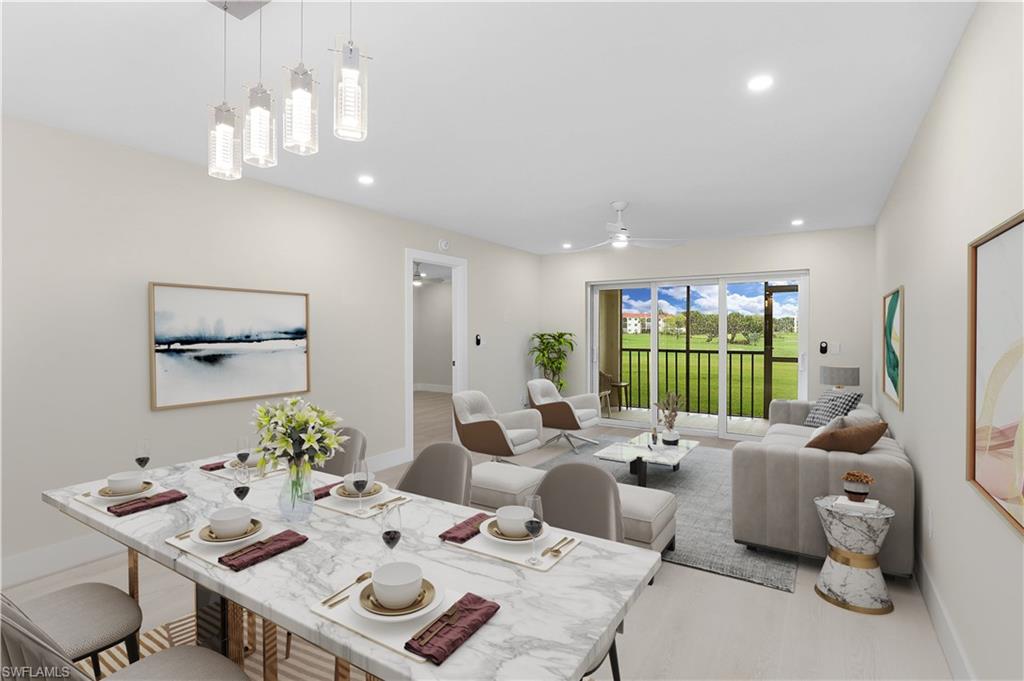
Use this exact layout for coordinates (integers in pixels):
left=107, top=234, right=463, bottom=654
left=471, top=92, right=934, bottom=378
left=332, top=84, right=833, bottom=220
left=367, top=446, right=412, bottom=473
left=917, top=558, right=973, bottom=679
left=413, top=383, right=452, bottom=394
left=2, top=532, right=123, bottom=588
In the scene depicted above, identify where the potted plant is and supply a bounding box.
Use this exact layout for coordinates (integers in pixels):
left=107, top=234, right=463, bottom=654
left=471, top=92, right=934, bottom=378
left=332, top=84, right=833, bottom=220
left=841, top=470, right=875, bottom=503
left=528, top=332, right=576, bottom=391
left=253, top=397, right=348, bottom=522
left=656, top=392, right=681, bottom=446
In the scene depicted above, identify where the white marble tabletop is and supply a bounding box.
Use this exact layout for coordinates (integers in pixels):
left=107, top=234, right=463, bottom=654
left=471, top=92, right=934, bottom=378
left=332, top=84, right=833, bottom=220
left=593, top=433, right=698, bottom=466
left=42, top=454, right=661, bottom=681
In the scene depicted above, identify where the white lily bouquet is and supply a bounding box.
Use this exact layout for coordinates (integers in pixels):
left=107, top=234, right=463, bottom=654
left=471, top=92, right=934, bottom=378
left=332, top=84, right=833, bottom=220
left=253, top=397, right=348, bottom=513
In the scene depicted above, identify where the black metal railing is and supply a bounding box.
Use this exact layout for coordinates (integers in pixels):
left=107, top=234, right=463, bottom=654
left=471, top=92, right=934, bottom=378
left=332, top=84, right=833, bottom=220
left=618, top=348, right=797, bottom=418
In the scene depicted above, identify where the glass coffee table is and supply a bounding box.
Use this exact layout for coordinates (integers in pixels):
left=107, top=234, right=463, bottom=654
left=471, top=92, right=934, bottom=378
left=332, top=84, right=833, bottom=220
left=593, top=433, right=699, bottom=486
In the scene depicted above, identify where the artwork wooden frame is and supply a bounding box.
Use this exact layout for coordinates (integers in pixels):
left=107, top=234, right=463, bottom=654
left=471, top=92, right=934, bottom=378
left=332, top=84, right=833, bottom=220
left=881, top=285, right=905, bottom=410
left=967, top=209, right=1024, bottom=536
left=149, top=282, right=310, bottom=410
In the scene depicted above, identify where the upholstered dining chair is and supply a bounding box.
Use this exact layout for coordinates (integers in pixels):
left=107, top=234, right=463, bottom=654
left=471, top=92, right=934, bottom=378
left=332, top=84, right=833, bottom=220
left=535, top=463, right=624, bottom=681
left=1, top=592, right=248, bottom=681
left=396, top=442, right=473, bottom=505
left=451, top=391, right=542, bottom=461
left=322, top=426, right=368, bottom=477
left=526, top=379, right=601, bottom=452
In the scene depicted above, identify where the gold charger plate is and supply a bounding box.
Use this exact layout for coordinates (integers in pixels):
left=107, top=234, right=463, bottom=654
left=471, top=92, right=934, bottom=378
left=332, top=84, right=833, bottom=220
left=485, top=518, right=533, bottom=542
left=97, top=481, right=154, bottom=498
left=198, top=519, right=263, bottom=543
left=359, top=579, right=436, bottom=616
left=334, top=482, right=383, bottom=499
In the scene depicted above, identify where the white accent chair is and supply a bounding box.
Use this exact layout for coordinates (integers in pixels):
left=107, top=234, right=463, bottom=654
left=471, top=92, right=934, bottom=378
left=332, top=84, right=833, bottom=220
left=526, top=379, right=601, bottom=452
left=452, top=391, right=542, bottom=461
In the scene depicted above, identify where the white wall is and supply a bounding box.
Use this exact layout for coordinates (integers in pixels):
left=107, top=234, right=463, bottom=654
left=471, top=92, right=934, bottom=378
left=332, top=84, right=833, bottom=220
left=1, top=119, right=541, bottom=572
left=872, top=3, right=1023, bottom=678
left=539, top=226, right=876, bottom=402
left=414, top=281, right=453, bottom=390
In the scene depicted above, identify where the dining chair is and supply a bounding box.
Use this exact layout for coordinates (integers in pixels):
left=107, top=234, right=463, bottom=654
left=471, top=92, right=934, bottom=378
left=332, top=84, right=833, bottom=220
left=395, top=442, right=473, bottom=505
left=1, top=592, right=248, bottom=681
left=535, top=463, right=624, bottom=681
left=13, top=583, right=142, bottom=679
left=451, top=390, right=542, bottom=461
left=526, top=379, right=602, bottom=453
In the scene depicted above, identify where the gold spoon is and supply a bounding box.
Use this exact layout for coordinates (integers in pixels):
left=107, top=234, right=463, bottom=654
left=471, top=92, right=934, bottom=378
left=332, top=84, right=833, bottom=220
left=324, top=571, right=372, bottom=607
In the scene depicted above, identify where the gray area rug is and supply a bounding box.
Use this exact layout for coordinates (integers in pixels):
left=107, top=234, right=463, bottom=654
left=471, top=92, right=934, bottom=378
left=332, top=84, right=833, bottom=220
left=536, top=436, right=798, bottom=592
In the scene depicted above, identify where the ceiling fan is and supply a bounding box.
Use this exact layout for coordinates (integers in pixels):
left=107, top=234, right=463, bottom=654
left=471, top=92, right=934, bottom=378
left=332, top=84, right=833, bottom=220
left=412, top=263, right=448, bottom=286
left=566, top=201, right=685, bottom=252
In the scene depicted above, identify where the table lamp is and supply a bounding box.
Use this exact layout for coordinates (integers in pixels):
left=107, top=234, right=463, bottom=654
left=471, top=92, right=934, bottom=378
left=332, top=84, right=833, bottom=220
left=820, top=366, right=860, bottom=390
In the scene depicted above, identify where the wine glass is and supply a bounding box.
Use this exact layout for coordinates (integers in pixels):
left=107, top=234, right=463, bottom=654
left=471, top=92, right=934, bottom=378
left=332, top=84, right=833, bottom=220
left=524, top=495, right=544, bottom=566
left=134, top=439, right=151, bottom=470
left=380, top=505, right=402, bottom=558
left=233, top=485, right=250, bottom=502
left=233, top=458, right=251, bottom=487
left=351, top=457, right=370, bottom=517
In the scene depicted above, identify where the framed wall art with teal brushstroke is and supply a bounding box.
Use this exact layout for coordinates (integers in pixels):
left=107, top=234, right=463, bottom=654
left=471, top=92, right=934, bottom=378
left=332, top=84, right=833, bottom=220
left=882, top=286, right=904, bottom=410
left=968, top=210, right=1024, bottom=536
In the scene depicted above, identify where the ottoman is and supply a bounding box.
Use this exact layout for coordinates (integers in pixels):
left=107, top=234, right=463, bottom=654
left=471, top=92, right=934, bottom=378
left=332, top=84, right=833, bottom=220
left=618, top=483, right=677, bottom=553
left=470, top=462, right=546, bottom=510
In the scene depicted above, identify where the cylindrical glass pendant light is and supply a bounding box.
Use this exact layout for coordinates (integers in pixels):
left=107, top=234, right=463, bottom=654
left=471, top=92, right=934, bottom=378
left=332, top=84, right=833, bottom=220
left=333, top=38, right=367, bottom=141
left=283, top=0, right=318, bottom=155
left=244, top=8, right=277, bottom=168
left=209, top=4, right=241, bottom=180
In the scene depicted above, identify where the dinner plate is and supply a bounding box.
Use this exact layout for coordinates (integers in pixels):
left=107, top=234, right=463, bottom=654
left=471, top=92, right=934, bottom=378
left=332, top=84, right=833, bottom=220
left=349, top=579, right=446, bottom=623
left=191, top=520, right=265, bottom=546
left=332, top=481, right=388, bottom=501
left=96, top=481, right=154, bottom=501
left=481, top=517, right=548, bottom=543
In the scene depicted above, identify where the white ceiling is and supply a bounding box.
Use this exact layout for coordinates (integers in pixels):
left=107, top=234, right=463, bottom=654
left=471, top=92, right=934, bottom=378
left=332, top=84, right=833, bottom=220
left=2, top=2, right=975, bottom=254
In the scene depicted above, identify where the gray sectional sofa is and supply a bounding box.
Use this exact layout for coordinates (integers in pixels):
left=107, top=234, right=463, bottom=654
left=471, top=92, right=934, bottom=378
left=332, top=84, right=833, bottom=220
left=732, top=399, right=915, bottom=576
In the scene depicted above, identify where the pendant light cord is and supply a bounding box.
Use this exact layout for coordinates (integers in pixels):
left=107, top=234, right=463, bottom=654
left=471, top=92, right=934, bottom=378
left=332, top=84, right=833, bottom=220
left=222, top=2, right=228, bottom=101
left=258, top=7, right=263, bottom=84
left=299, top=0, right=304, bottom=63
left=349, top=0, right=354, bottom=43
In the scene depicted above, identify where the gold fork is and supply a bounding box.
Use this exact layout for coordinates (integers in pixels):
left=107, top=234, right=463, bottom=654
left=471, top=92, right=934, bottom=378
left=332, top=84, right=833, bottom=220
left=541, top=536, right=572, bottom=558
left=371, top=496, right=407, bottom=511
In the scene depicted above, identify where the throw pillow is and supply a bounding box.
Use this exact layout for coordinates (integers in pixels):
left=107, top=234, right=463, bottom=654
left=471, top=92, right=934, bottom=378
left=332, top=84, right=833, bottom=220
left=810, top=415, right=846, bottom=441
left=806, top=422, right=889, bottom=454
left=803, top=389, right=863, bottom=427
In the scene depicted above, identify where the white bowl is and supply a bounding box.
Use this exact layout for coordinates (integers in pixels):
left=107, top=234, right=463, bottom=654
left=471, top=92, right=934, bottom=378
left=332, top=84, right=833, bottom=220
left=496, top=505, right=533, bottom=538
left=344, top=471, right=376, bottom=494
left=372, top=562, right=423, bottom=610
left=107, top=471, right=145, bottom=495
left=209, top=507, right=252, bottom=539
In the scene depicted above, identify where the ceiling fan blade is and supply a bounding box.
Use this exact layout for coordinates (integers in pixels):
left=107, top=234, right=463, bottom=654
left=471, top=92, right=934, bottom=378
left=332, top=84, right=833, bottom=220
left=560, top=239, right=612, bottom=253
left=629, top=238, right=686, bottom=249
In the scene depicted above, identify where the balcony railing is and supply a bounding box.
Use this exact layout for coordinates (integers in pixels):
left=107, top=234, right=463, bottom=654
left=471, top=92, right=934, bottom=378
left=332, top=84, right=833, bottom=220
left=618, top=348, right=797, bottom=418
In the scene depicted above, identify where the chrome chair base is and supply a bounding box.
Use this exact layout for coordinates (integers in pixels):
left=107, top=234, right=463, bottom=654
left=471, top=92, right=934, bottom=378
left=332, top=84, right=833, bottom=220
left=543, top=431, right=599, bottom=453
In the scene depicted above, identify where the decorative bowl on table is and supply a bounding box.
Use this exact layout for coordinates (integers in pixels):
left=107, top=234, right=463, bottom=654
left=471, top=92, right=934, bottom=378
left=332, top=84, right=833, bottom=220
left=495, top=505, right=532, bottom=538
left=106, top=471, right=146, bottom=495
left=371, top=562, right=424, bottom=610
left=482, top=517, right=548, bottom=543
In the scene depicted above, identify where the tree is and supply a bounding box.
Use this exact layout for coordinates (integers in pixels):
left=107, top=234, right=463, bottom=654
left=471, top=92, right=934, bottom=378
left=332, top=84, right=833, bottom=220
left=528, top=332, right=576, bottom=391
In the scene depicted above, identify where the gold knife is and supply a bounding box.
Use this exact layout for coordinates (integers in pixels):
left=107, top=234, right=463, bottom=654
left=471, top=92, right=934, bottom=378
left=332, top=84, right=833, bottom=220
left=412, top=604, right=458, bottom=641
left=221, top=538, right=268, bottom=562
left=419, top=608, right=461, bottom=645
left=541, top=536, right=572, bottom=557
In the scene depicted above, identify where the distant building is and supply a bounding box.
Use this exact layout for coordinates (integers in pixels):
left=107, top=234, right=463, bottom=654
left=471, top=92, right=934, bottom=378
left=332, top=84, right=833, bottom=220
left=621, top=312, right=668, bottom=333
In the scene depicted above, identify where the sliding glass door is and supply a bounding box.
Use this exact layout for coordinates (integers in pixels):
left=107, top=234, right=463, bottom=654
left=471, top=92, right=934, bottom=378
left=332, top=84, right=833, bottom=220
left=590, top=272, right=807, bottom=438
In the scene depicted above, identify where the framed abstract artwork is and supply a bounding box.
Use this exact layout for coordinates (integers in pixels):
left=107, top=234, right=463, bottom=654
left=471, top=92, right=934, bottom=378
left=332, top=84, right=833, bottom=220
left=149, top=283, right=310, bottom=410
left=968, top=209, right=1024, bottom=536
left=882, top=286, right=904, bottom=410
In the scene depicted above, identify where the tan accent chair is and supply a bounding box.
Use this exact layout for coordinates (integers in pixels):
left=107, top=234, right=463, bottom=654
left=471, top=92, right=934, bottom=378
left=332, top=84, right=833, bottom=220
left=322, top=426, right=367, bottom=477
left=1, top=592, right=248, bottom=681
left=526, top=379, right=601, bottom=452
left=452, top=391, right=542, bottom=461
left=535, top=463, right=623, bottom=681
left=397, top=442, right=474, bottom=505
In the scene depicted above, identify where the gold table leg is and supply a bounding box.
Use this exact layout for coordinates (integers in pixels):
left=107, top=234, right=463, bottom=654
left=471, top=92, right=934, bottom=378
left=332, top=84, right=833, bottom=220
left=226, top=601, right=245, bottom=667
left=126, top=549, right=141, bottom=654
left=246, top=611, right=257, bottom=656
left=333, top=657, right=351, bottom=681
left=262, top=618, right=278, bottom=681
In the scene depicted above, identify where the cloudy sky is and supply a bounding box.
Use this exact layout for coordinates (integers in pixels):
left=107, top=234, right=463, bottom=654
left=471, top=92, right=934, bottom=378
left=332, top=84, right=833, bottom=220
left=621, top=281, right=799, bottom=318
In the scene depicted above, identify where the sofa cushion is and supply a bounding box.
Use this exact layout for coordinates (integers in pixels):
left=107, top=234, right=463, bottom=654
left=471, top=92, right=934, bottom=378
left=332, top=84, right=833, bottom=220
left=810, top=416, right=846, bottom=440
left=470, top=461, right=545, bottom=510
left=807, top=422, right=889, bottom=454
left=574, top=408, right=598, bottom=423
left=804, top=390, right=863, bottom=427
left=506, top=428, right=538, bottom=446
left=617, top=483, right=677, bottom=545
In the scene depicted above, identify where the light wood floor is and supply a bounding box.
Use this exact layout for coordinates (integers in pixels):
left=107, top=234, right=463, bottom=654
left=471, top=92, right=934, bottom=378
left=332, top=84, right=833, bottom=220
left=413, top=391, right=454, bottom=455
left=7, top=419, right=951, bottom=679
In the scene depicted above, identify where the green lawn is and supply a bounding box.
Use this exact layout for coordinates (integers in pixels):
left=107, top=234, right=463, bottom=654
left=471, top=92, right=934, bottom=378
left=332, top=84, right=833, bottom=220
left=615, top=332, right=799, bottom=416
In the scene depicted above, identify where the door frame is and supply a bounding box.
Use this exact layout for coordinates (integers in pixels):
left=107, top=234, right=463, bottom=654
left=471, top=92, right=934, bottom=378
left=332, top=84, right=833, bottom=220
left=404, top=249, right=468, bottom=461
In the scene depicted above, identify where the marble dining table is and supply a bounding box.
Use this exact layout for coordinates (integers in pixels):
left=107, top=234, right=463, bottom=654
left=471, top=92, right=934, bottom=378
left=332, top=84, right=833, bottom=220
left=41, top=454, right=661, bottom=681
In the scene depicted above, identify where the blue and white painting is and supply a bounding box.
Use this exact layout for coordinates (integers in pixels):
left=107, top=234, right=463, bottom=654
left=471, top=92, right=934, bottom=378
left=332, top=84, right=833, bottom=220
left=150, top=284, right=308, bottom=409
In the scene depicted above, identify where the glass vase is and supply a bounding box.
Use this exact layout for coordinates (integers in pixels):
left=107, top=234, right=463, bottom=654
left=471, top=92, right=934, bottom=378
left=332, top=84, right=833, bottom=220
left=278, top=462, right=314, bottom=523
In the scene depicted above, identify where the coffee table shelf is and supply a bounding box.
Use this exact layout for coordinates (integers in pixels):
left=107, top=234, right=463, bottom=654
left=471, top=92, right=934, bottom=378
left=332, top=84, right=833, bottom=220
left=593, top=434, right=698, bottom=486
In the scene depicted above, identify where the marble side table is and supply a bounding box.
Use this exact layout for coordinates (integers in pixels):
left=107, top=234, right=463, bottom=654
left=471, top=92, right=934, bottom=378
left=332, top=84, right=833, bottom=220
left=813, top=495, right=895, bottom=615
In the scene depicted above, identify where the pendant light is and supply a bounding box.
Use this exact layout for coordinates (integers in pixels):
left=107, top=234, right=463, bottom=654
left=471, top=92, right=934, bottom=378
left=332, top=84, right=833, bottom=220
left=283, top=0, right=318, bottom=155
left=333, top=0, right=368, bottom=141
left=243, top=7, right=277, bottom=168
left=412, top=264, right=424, bottom=287
left=208, top=3, right=241, bottom=180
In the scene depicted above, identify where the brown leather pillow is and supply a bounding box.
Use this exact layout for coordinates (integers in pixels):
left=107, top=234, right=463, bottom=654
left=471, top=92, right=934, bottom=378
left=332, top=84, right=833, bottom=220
left=806, top=421, right=889, bottom=454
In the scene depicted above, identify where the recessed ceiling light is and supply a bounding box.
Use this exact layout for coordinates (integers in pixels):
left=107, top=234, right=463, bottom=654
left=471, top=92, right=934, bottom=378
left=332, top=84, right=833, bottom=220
left=357, top=174, right=374, bottom=186
left=562, top=242, right=572, bottom=250
left=791, top=218, right=805, bottom=227
left=747, top=74, right=774, bottom=93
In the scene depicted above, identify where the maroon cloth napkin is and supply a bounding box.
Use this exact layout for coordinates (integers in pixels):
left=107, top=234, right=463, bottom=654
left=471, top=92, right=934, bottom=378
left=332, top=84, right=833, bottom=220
left=218, top=530, right=308, bottom=572
left=108, top=490, right=188, bottom=517
left=405, top=593, right=500, bottom=665
left=200, top=460, right=228, bottom=471
left=438, top=513, right=491, bottom=544
left=313, top=482, right=341, bottom=500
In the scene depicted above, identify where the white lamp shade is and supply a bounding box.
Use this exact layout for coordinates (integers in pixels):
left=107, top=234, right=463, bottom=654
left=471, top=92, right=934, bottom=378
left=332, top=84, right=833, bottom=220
left=820, top=366, right=860, bottom=387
